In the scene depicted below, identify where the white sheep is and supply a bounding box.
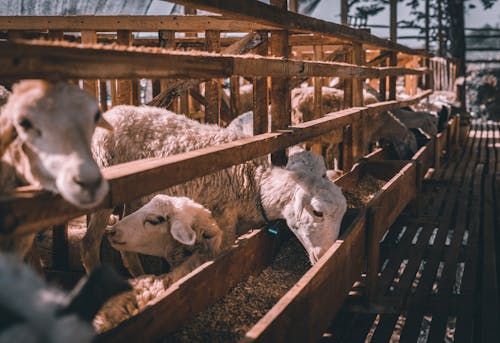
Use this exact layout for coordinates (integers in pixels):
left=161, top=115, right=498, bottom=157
left=106, top=194, right=223, bottom=274
left=0, top=253, right=130, bottom=342
left=82, top=105, right=347, bottom=275
left=0, top=81, right=112, bottom=257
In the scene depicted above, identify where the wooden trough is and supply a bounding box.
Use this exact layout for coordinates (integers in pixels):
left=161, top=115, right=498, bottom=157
left=96, top=211, right=365, bottom=343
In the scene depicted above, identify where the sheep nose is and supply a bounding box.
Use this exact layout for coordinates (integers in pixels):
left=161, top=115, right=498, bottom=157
left=73, top=175, right=103, bottom=191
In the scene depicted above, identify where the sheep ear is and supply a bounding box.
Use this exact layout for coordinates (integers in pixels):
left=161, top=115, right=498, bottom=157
left=0, top=116, right=17, bottom=157
left=170, top=220, right=197, bottom=246
left=96, top=116, right=113, bottom=131
left=293, top=188, right=308, bottom=223
left=57, top=264, right=131, bottom=322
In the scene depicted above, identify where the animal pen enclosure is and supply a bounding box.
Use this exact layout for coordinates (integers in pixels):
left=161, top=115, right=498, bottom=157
left=0, top=0, right=465, bottom=342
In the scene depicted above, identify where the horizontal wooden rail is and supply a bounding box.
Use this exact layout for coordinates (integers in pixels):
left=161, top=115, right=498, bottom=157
left=168, top=0, right=430, bottom=56
left=0, top=15, right=277, bottom=32
left=0, top=41, right=426, bottom=81
left=0, top=91, right=431, bottom=237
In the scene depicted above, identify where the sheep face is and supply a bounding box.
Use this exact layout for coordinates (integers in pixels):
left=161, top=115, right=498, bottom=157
left=279, top=171, right=347, bottom=265
left=2, top=81, right=110, bottom=208
left=106, top=195, right=222, bottom=260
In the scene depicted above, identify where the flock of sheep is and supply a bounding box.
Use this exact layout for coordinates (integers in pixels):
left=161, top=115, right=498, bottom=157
left=0, top=79, right=454, bottom=341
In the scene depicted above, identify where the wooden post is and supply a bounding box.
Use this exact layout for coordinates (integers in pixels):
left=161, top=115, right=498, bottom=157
left=230, top=76, right=240, bottom=118
left=289, top=0, right=298, bottom=12
left=270, top=0, right=290, bottom=166
left=341, top=0, right=348, bottom=25
left=205, top=30, right=221, bottom=124
left=157, top=30, right=176, bottom=111
left=115, top=30, right=136, bottom=105
left=379, top=53, right=387, bottom=101
left=342, top=125, right=353, bottom=172
left=253, top=31, right=269, bottom=135
left=310, top=45, right=323, bottom=155
left=352, top=43, right=364, bottom=160
left=389, top=0, right=397, bottom=100
left=81, top=31, right=98, bottom=97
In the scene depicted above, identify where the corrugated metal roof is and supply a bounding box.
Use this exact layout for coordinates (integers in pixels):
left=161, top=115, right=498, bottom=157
left=0, top=0, right=154, bottom=15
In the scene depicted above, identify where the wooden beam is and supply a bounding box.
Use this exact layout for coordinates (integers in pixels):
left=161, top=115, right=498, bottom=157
left=253, top=31, right=269, bottom=135
left=288, top=34, right=348, bottom=46
left=0, top=41, right=426, bottom=81
left=115, top=30, right=135, bottom=105
left=269, top=0, right=290, bottom=166
left=169, top=0, right=430, bottom=56
left=205, top=30, right=221, bottom=124
left=0, top=15, right=277, bottom=32
left=81, top=31, right=98, bottom=97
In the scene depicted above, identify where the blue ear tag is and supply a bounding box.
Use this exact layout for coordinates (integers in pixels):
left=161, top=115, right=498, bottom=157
left=267, top=221, right=280, bottom=235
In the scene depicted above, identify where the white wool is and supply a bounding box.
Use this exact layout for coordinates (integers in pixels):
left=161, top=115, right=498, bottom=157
left=83, top=105, right=347, bottom=280
left=0, top=253, right=94, bottom=343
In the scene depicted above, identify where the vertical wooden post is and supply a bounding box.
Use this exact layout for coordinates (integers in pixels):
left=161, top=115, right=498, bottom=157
left=158, top=30, right=177, bottom=111
left=205, top=30, right=221, bottom=124
left=253, top=31, right=269, bottom=135
left=352, top=42, right=364, bottom=160
left=115, top=30, right=135, bottom=105
left=81, top=31, right=98, bottom=97
left=289, top=0, right=298, bottom=12
left=230, top=76, right=240, bottom=117
left=310, top=45, right=324, bottom=155
left=343, top=48, right=353, bottom=109
left=379, top=53, right=387, bottom=101
left=341, top=0, right=348, bottom=25
left=389, top=0, right=397, bottom=100
left=270, top=0, right=290, bottom=166
left=437, top=0, right=444, bottom=57
left=342, top=124, right=353, bottom=172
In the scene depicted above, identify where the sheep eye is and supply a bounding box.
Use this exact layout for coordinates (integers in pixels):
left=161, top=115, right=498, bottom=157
left=312, top=210, right=324, bottom=218
left=145, top=216, right=166, bottom=225
left=18, top=118, right=33, bottom=130
left=94, top=110, right=101, bottom=123
left=322, top=174, right=326, bottom=178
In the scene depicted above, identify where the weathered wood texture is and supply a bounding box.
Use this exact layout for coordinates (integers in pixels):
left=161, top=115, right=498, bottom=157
left=170, top=0, right=430, bottom=56
left=0, top=41, right=426, bottom=81
left=326, top=120, right=500, bottom=343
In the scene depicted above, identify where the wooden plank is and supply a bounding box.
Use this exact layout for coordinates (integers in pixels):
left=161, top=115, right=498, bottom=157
left=115, top=30, right=135, bottom=105
left=253, top=31, right=268, bottom=135
left=170, top=0, right=431, bottom=56
left=269, top=0, right=289, bottom=166
left=242, top=213, right=366, bottom=343
left=0, top=41, right=425, bottom=81
left=81, top=30, right=98, bottom=97
left=204, top=29, right=221, bottom=124
left=0, top=15, right=278, bottom=31
left=96, top=229, right=279, bottom=343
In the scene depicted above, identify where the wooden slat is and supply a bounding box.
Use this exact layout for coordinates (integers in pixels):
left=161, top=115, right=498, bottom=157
left=0, top=15, right=278, bottom=31
left=204, top=29, right=220, bottom=124
left=242, top=213, right=366, bottom=343
left=269, top=0, right=289, bottom=166
left=169, top=0, right=431, bottom=56
left=81, top=30, right=98, bottom=97
left=253, top=30, right=268, bottom=135
left=96, top=229, right=279, bottom=343
left=0, top=41, right=426, bottom=81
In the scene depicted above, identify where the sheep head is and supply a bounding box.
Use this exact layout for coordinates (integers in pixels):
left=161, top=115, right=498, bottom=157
left=264, top=151, right=347, bottom=264
left=106, top=195, right=222, bottom=261
left=1, top=80, right=111, bottom=208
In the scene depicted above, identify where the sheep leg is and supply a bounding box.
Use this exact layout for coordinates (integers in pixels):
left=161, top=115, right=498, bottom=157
left=81, top=208, right=113, bottom=273
left=119, top=251, right=145, bottom=277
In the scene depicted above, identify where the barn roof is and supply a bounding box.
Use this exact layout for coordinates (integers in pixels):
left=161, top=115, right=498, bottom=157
left=0, top=0, right=155, bottom=15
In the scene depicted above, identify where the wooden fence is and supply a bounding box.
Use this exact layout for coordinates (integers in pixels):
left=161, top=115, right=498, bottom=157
left=0, top=0, right=461, bottom=341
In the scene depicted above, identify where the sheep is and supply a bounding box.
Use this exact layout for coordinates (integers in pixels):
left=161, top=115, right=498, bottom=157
left=106, top=194, right=223, bottom=275
left=82, top=105, right=347, bottom=276
left=0, top=80, right=112, bottom=258
left=94, top=150, right=340, bottom=332
left=0, top=253, right=130, bottom=342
